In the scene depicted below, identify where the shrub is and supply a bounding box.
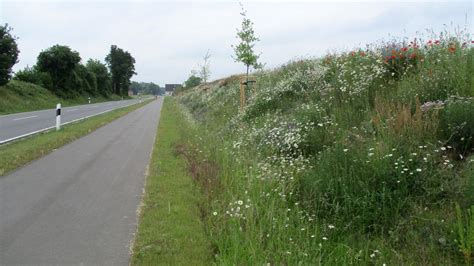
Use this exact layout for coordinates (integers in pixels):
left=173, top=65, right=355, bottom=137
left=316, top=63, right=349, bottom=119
left=14, top=66, right=53, bottom=89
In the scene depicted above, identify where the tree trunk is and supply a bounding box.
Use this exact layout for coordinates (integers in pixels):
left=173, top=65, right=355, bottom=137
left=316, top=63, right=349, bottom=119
left=246, top=64, right=249, bottom=87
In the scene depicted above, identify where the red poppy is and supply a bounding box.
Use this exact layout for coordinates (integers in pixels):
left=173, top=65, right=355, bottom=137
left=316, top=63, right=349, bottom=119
left=434, top=40, right=440, bottom=45
left=391, top=55, right=396, bottom=59
left=448, top=46, right=456, bottom=53
left=360, top=51, right=366, bottom=57
left=401, top=47, right=408, bottom=52
left=409, top=53, right=417, bottom=59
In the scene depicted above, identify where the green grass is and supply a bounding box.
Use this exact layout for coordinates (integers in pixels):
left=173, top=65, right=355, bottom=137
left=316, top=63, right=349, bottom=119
left=131, top=97, right=211, bottom=265
left=0, top=80, right=124, bottom=115
left=0, top=99, right=151, bottom=176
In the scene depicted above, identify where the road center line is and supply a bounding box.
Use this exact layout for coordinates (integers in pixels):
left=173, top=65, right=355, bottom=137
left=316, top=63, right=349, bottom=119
left=66, top=109, right=79, bottom=112
left=12, top=115, right=38, bottom=121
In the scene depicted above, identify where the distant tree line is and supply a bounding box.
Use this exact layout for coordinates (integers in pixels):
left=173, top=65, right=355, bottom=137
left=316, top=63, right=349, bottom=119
left=130, top=81, right=164, bottom=95
left=14, top=44, right=135, bottom=98
left=0, top=24, right=137, bottom=98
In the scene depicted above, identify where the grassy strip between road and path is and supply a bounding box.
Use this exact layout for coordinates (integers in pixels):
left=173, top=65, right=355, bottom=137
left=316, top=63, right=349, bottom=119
left=132, top=97, right=211, bottom=265
left=0, top=99, right=152, bottom=176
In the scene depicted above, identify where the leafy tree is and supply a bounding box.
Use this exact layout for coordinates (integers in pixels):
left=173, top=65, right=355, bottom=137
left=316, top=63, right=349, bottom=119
left=36, top=45, right=81, bottom=93
left=199, top=50, right=211, bottom=82
left=232, top=5, right=262, bottom=84
left=184, top=74, right=202, bottom=88
left=14, top=65, right=53, bottom=89
left=105, top=45, right=136, bottom=96
left=0, top=24, right=20, bottom=85
left=86, top=59, right=112, bottom=96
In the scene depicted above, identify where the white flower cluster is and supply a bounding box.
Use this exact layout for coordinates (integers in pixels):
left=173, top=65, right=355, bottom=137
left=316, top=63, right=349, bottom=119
left=322, top=56, right=386, bottom=99
left=225, top=198, right=252, bottom=219
left=244, top=61, right=327, bottom=115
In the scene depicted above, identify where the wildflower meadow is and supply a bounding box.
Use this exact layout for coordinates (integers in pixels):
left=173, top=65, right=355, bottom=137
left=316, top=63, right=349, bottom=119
left=176, top=30, right=474, bottom=264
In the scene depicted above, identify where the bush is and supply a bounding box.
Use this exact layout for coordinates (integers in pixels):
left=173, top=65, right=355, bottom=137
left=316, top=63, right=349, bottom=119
left=14, top=66, right=53, bottom=89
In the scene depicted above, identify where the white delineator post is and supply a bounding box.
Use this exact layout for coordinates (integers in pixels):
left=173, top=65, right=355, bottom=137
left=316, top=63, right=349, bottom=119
left=56, top=103, right=61, bottom=131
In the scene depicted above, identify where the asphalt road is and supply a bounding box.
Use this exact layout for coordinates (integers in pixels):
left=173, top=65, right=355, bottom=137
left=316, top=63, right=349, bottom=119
left=0, top=99, right=143, bottom=143
left=0, top=98, right=163, bottom=265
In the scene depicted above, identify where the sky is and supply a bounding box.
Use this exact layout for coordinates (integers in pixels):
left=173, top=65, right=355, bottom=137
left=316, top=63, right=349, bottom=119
left=1, top=0, right=472, bottom=85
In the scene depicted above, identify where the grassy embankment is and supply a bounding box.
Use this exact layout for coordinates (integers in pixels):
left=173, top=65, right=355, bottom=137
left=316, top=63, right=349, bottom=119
left=171, top=31, right=474, bottom=264
left=0, top=99, right=151, bottom=176
left=0, top=80, right=124, bottom=115
left=132, top=97, right=211, bottom=265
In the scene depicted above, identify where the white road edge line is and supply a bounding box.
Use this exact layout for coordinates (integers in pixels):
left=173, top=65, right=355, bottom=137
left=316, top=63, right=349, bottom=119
left=12, top=115, right=38, bottom=121
left=0, top=100, right=142, bottom=145
left=66, top=109, right=79, bottom=112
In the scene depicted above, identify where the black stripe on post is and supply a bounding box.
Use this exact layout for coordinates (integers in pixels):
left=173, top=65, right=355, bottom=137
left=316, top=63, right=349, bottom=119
left=56, top=108, right=61, bottom=116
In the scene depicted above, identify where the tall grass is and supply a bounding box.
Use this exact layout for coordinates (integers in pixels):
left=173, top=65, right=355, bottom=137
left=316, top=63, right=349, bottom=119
left=176, top=31, right=474, bottom=264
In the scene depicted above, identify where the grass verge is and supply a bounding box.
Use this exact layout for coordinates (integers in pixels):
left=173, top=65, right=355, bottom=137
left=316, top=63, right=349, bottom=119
left=131, top=97, right=211, bottom=265
left=0, top=99, right=151, bottom=176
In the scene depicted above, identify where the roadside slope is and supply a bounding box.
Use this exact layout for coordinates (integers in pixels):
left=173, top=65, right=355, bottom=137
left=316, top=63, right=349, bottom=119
left=0, top=80, right=122, bottom=115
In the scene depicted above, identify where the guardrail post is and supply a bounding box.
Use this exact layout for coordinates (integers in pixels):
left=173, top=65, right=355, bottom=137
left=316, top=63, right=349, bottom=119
left=56, top=103, right=61, bottom=131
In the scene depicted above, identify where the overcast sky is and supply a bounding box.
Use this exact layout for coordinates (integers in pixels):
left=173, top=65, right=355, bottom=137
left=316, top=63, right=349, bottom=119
left=1, top=0, right=472, bottom=85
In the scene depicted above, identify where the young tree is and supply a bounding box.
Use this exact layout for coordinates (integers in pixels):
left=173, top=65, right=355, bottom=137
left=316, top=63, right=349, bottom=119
left=36, top=45, right=81, bottom=93
left=198, top=50, right=211, bottom=83
left=232, top=4, right=261, bottom=84
left=105, top=45, right=136, bottom=96
left=0, top=24, right=20, bottom=85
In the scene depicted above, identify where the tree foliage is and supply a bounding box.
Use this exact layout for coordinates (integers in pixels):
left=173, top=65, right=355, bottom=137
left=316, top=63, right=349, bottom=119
left=0, top=24, right=20, bottom=85
left=105, top=45, right=136, bottom=96
left=86, top=59, right=112, bottom=96
left=36, top=45, right=81, bottom=94
left=130, top=81, right=163, bottom=95
left=184, top=74, right=202, bottom=88
left=4, top=26, right=143, bottom=100
left=232, top=5, right=261, bottom=82
left=14, top=66, right=53, bottom=89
